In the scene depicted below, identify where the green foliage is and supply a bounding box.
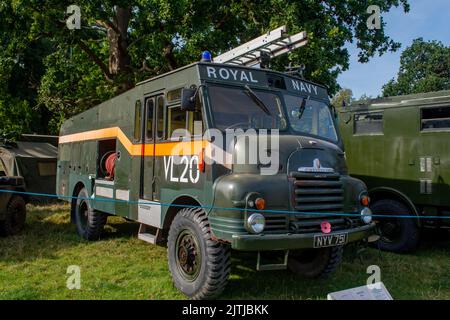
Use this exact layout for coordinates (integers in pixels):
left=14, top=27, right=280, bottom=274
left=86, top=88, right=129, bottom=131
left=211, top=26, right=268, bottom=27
left=357, top=93, right=375, bottom=104
left=0, top=58, right=33, bottom=139
left=0, top=98, right=32, bottom=140
left=382, top=38, right=450, bottom=96
left=38, top=45, right=116, bottom=133
left=332, top=88, right=354, bottom=108
left=0, top=0, right=411, bottom=135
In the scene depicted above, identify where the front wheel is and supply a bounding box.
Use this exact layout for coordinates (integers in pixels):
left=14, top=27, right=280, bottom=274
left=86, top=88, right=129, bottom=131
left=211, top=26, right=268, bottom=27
left=0, top=195, right=27, bottom=236
left=287, top=246, right=344, bottom=279
left=371, top=199, right=420, bottom=253
left=167, top=207, right=231, bottom=300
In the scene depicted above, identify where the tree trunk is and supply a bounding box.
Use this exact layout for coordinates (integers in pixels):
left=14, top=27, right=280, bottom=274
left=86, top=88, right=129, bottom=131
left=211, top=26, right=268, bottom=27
left=163, top=41, right=178, bottom=71
left=108, top=6, right=132, bottom=91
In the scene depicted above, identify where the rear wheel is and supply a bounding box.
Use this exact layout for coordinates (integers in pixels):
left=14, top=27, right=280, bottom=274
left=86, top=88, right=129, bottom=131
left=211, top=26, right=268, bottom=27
left=371, top=199, right=420, bottom=253
left=167, top=207, right=231, bottom=300
left=0, top=195, right=27, bottom=236
left=287, top=246, right=343, bottom=278
left=74, top=188, right=107, bottom=240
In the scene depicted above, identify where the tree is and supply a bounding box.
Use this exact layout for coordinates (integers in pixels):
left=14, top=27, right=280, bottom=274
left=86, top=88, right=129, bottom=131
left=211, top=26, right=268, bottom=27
left=0, top=0, right=410, bottom=134
left=0, top=59, right=33, bottom=139
left=331, top=88, right=354, bottom=108
left=382, top=38, right=450, bottom=96
left=357, top=93, right=374, bottom=104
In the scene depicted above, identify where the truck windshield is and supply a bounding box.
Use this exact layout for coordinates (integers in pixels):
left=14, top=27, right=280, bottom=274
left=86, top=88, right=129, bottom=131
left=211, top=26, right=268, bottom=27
left=284, top=94, right=338, bottom=142
left=208, top=86, right=287, bottom=131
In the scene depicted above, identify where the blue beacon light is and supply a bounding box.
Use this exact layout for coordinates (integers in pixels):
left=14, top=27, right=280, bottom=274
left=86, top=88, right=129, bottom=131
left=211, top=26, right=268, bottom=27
left=201, top=51, right=212, bottom=62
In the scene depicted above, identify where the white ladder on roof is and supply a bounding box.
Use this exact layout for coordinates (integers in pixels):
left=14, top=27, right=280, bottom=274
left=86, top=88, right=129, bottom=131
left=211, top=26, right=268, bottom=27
left=214, top=26, right=308, bottom=67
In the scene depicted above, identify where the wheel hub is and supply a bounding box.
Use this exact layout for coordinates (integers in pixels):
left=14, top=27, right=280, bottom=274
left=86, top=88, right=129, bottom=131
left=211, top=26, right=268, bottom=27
left=379, top=219, right=401, bottom=242
left=176, top=230, right=201, bottom=281
left=383, top=222, right=397, bottom=235
left=79, top=201, right=89, bottom=228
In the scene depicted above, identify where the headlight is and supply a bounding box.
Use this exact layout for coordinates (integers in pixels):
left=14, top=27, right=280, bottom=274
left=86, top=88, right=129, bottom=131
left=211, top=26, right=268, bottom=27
left=247, top=213, right=265, bottom=234
left=361, top=207, right=373, bottom=224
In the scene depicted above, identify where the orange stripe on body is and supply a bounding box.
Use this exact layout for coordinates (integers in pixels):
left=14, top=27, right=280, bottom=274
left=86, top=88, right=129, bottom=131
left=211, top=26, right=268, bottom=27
left=58, top=127, right=119, bottom=144
left=59, top=127, right=208, bottom=157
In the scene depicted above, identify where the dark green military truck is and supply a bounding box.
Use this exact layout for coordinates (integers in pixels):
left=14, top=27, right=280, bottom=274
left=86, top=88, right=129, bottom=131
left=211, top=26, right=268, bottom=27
left=57, top=61, right=375, bottom=299
left=0, top=158, right=27, bottom=236
left=339, top=90, right=450, bottom=253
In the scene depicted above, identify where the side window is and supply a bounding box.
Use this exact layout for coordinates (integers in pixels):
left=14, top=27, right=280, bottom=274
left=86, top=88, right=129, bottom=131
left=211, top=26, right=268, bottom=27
left=167, top=88, right=182, bottom=102
left=167, top=107, right=187, bottom=140
left=421, top=106, right=450, bottom=131
left=145, top=98, right=154, bottom=140
left=354, top=112, right=383, bottom=135
left=134, top=100, right=142, bottom=141
left=156, top=96, right=165, bottom=140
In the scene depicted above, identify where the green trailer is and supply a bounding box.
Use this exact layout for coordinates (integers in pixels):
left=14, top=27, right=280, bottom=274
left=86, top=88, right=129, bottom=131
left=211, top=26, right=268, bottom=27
left=339, top=90, right=450, bottom=253
left=57, top=60, right=375, bottom=299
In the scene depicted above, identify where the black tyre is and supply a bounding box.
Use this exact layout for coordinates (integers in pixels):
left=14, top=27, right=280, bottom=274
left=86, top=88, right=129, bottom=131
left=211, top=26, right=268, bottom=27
left=74, top=188, right=107, bottom=240
left=167, top=207, right=231, bottom=300
left=287, top=246, right=343, bottom=279
left=0, top=196, right=27, bottom=236
left=371, top=199, right=420, bottom=253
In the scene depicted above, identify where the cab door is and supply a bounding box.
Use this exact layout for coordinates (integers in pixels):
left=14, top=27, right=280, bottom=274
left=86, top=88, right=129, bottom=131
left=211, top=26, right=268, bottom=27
left=141, top=94, right=165, bottom=200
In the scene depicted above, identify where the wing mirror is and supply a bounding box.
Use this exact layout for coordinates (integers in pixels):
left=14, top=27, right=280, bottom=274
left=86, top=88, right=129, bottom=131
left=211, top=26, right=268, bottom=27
left=181, top=88, right=197, bottom=111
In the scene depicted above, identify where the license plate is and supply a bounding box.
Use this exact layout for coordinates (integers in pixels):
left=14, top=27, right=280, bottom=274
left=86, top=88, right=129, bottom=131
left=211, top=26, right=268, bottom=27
left=314, top=233, right=348, bottom=248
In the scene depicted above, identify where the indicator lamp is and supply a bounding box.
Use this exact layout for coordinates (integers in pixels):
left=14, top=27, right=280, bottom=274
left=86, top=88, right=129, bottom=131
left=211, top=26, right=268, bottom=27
left=360, top=194, right=370, bottom=206
left=255, top=198, right=266, bottom=210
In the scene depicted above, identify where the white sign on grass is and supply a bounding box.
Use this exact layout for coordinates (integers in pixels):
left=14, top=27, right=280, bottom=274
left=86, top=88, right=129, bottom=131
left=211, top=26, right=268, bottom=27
left=327, top=282, right=393, bottom=300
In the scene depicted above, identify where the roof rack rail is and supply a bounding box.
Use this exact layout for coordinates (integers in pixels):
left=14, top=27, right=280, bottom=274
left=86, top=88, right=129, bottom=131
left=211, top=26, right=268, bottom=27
left=214, top=26, right=308, bottom=67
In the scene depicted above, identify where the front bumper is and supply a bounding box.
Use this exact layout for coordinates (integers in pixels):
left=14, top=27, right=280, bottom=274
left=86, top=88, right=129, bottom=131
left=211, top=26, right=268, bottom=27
left=231, top=222, right=375, bottom=251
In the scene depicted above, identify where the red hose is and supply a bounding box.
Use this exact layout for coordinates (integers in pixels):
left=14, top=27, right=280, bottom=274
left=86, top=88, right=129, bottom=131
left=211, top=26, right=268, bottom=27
left=105, top=153, right=116, bottom=179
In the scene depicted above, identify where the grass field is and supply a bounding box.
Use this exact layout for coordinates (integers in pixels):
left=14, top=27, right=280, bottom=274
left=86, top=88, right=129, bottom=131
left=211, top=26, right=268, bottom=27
left=0, top=204, right=449, bottom=300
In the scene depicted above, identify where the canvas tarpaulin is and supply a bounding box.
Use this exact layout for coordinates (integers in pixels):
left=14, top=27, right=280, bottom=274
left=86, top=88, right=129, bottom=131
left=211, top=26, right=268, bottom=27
left=0, top=140, right=58, bottom=199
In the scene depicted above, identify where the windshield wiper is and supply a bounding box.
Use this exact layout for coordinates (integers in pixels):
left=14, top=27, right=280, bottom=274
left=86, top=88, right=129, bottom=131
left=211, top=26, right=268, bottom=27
left=298, top=96, right=310, bottom=120
left=244, top=85, right=272, bottom=116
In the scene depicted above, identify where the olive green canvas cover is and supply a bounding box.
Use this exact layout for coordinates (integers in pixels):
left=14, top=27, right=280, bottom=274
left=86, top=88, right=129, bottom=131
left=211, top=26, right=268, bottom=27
left=0, top=139, right=58, bottom=197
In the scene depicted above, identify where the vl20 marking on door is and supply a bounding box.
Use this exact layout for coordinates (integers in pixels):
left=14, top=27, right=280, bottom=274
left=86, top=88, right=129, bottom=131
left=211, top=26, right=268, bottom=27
left=164, top=155, right=200, bottom=184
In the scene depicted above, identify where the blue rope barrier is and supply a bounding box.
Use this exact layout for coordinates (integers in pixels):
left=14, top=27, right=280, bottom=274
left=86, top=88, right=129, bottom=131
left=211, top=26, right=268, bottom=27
left=0, top=188, right=449, bottom=220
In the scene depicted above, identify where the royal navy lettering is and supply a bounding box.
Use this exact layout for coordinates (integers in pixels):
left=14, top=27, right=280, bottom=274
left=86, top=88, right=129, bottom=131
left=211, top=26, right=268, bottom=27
left=291, top=79, right=318, bottom=95
left=206, top=66, right=258, bottom=83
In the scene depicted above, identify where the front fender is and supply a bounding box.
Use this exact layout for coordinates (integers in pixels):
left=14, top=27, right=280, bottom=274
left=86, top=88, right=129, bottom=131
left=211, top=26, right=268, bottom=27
left=209, top=173, right=289, bottom=241
left=341, top=175, right=368, bottom=212
left=212, top=173, right=290, bottom=219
